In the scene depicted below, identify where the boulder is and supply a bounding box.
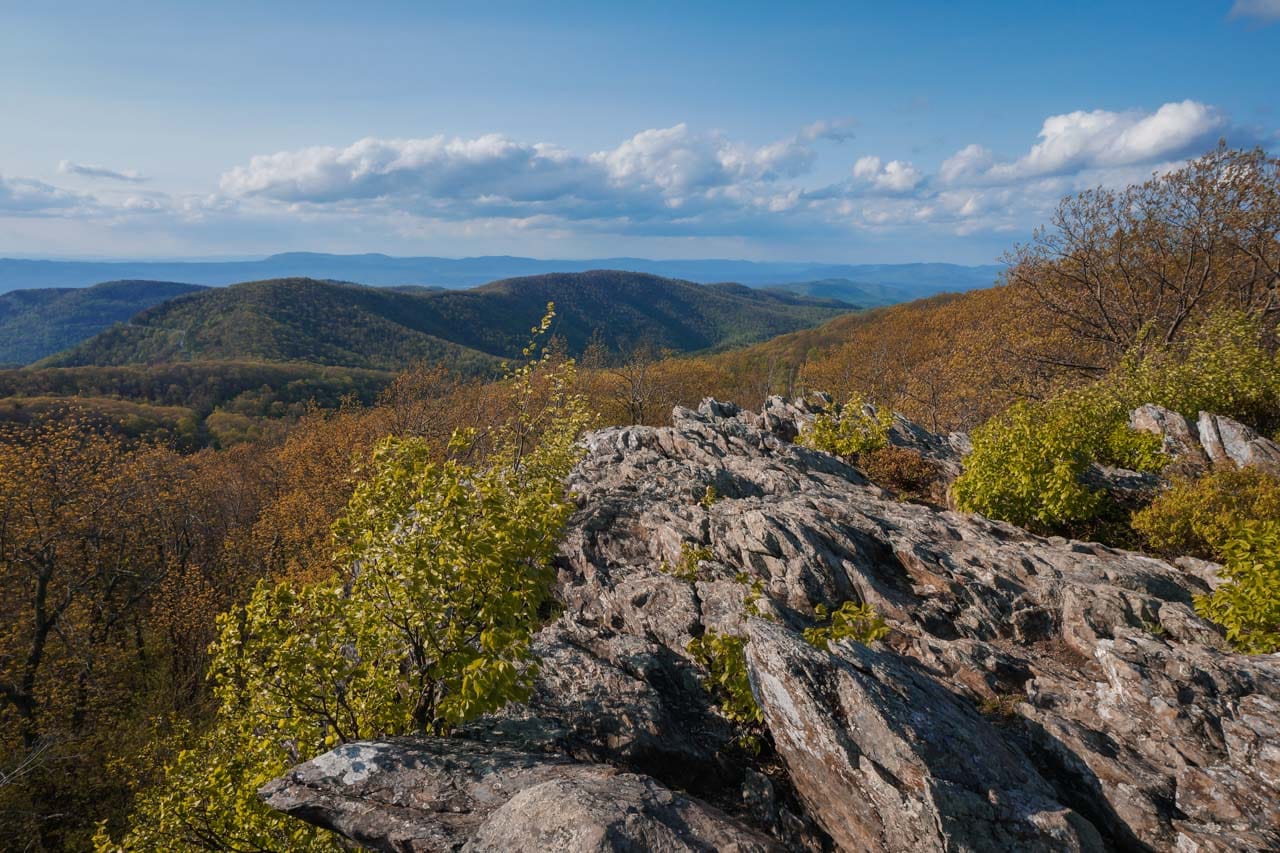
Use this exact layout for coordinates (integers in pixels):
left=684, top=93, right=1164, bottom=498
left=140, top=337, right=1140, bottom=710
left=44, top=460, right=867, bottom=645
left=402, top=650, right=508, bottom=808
left=1129, top=404, right=1280, bottom=476
left=261, top=738, right=780, bottom=853
left=1130, top=404, right=1207, bottom=467
left=1197, top=411, right=1280, bottom=475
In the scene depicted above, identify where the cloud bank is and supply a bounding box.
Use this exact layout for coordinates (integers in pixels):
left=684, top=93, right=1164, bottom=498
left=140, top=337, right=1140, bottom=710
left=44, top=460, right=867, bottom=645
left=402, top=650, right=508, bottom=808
left=2, top=100, right=1270, bottom=256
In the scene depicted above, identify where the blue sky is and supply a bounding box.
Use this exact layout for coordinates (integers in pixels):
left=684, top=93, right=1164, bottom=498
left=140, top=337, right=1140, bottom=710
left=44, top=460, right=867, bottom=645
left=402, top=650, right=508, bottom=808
left=2, top=0, right=1278, bottom=263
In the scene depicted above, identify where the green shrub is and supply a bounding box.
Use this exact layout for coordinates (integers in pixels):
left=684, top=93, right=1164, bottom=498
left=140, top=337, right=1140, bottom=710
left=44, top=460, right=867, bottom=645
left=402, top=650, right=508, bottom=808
left=107, top=313, right=592, bottom=851
left=955, top=310, right=1279, bottom=533
left=665, top=543, right=714, bottom=582
left=800, top=396, right=895, bottom=458
left=1195, top=521, right=1280, bottom=654
left=686, top=631, right=763, bottom=729
left=952, top=388, right=1165, bottom=531
left=803, top=601, right=890, bottom=649
left=1121, top=311, right=1280, bottom=434
left=1132, top=467, right=1280, bottom=560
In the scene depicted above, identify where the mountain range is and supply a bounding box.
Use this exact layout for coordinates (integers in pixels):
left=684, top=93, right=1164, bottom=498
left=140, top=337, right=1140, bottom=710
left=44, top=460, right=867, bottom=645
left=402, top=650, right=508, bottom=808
left=39, top=271, right=853, bottom=372
left=0, top=253, right=1002, bottom=296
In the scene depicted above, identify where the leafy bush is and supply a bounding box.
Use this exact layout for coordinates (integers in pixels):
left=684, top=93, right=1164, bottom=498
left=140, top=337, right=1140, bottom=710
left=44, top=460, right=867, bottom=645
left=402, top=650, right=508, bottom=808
left=803, top=601, right=890, bottom=649
left=953, top=388, right=1165, bottom=531
left=1195, top=521, right=1280, bottom=654
left=1121, top=311, right=1280, bottom=434
left=107, top=312, right=591, bottom=851
left=1132, top=467, right=1280, bottom=560
left=800, top=396, right=895, bottom=458
left=686, top=631, right=763, bottom=729
left=665, top=543, right=715, bottom=582
left=955, top=310, right=1279, bottom=533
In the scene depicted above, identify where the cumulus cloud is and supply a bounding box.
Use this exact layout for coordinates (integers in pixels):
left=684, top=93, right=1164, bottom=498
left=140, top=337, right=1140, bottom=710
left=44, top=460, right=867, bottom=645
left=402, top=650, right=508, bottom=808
left=851, top=156, right=924, bottom=192
left=219, top=124, right=828, bottom=227
left=52, top=98, right=1230, bottom=248
left=58, top=160, right=147, bottom=183
left=1230, top=0, right=1280, bottom=23
left=940, top=100, right=1227, bottom=185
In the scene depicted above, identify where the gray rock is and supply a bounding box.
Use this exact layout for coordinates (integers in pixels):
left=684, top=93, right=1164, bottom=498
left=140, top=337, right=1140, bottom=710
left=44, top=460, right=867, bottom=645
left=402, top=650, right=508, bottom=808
left=1129, top=404, right=1280, bottom=477
left=744, top=618, right=1104, bottom=852
left=263, top=399, right=1280, bottom=852
left=1197, top=411, right=1280, bottom=475
left=261, top=738, right=780, bottom=853
left=1130, top=404, right=1207, bottom=466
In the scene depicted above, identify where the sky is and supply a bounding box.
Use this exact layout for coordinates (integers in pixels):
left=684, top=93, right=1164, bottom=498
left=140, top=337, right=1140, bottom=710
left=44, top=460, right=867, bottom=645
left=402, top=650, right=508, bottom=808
left=1, top=0, right=1278, bottom=264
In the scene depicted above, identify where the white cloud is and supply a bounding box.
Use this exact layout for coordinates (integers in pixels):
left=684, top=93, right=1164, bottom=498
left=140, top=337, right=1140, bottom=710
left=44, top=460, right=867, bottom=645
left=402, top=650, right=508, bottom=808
left=11, top=99, right=1245, bottom=254
left=800, top=118, right=857, bottom=142
left=58, top=160, right=147, bottom=183
left=1230, top=0, right=1280, bottom=23
left=940, top=100, right=1226, bottom=185
left=0, top=174, right=80, bottom=213
left=851, top=155, right=923, bottom=192
left=219, top=124, right=826, bottom=226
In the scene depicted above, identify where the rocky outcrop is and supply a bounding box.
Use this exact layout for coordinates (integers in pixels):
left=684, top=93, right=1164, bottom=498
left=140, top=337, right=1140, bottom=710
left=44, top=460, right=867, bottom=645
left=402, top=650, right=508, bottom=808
left=264, top=400, right=1280, bottom=852
left=262, top=738, right=780, bottom=852
left=745, top=619, right=1103, bottom=852
left=1130, top=403, right=1280, bottom=476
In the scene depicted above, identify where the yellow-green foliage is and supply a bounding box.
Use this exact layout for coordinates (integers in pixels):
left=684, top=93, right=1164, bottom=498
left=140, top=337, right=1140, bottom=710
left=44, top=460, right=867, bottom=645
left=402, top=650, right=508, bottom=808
left=686, top=631, right=763, bottom=728
left=1132, top=468, right=1280, bottom=560
left=107, top=310, right=591, bottom=851
left=800, top=396, right=895, bottom=458
left=1195, top=521, right=1280, bottom=654
left=666, top=543, right=714, bottom=582
left=699, top=484, right=720, bottom=507
left=803, top=601, right=890, bottom=649
left=953, top=388, right=1165, bottom=530
left=1122, top=311, right=1280, bottom=433
left=954, top=311, right=1280, bottom=532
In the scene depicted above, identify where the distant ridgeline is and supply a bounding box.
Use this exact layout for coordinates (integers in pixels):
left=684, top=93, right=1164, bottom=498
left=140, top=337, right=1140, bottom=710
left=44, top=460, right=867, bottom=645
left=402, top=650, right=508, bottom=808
left=0, top=270, right=864, bottom=445
left=0, top=252, right=1004, bottom=294
left=35, top=271, right=852, bottom=370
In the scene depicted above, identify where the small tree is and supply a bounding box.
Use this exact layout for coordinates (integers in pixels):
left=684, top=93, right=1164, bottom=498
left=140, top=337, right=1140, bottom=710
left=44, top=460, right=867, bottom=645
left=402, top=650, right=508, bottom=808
left=108, top=307, right=593, bottom=851
left=799, top=396, right=895, bottom=458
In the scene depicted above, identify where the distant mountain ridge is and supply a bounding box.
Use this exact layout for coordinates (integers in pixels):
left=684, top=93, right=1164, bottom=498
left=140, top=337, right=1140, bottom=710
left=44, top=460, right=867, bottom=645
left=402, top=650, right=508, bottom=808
left=0, top=253, right=1002, bottom=296
left=0, top=280, right=206, bottom=365
left=41, top=271, right=852, bottom=371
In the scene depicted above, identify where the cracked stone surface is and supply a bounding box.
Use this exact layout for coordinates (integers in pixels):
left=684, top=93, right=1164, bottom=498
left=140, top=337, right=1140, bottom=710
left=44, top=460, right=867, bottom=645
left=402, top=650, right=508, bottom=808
left=264, top=399, right=1280, bottom=852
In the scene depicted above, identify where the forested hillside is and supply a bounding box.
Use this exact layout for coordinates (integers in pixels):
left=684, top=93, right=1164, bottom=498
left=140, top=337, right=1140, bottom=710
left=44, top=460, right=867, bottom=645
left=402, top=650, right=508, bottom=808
left=41, top=271, right=850, bottom=370
left=0, top=280, right=204, bottom=365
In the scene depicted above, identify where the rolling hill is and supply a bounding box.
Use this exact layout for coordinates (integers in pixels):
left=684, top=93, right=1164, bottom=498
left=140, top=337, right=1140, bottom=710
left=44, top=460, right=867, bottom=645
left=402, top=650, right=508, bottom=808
left=40, top=271, right=853, bottom=371
left=0, top=280, right=205, bottom=365
left=0, top=253, right=1001, bottom=297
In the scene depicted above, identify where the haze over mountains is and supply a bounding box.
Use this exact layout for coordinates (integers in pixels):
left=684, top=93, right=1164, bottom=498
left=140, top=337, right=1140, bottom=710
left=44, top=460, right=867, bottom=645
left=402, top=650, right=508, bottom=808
left=0, top=253, right=1003, bottom=297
